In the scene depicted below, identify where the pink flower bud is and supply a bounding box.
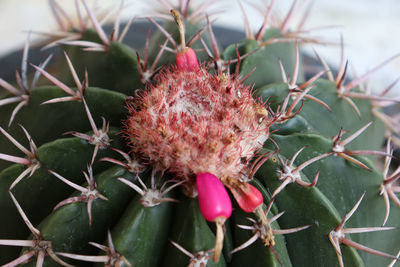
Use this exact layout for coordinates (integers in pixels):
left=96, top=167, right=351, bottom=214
left=196, top=172, right=232, bottom=222
left=176, top=47, right=199, bottom=71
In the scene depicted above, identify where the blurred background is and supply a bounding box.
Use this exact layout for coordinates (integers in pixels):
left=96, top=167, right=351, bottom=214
left=1, top=0, right=400, bottom=95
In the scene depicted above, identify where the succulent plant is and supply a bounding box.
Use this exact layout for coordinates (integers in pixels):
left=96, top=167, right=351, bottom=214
left=0, top=1, right=400, bottom=266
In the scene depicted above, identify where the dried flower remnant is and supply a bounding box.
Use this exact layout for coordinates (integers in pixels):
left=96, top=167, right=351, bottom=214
left=170, top=9, right=199, bottom=71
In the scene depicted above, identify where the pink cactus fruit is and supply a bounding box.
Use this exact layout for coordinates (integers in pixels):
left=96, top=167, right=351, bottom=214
left=170, top=9, right=199, bottom=72
left=176, top=47, right=199, bottom=71
left=196, top=172, right=232, bottom=222
left=228, top=182, right=264, bottom=213
left=196, top=172, right=231, bottom=262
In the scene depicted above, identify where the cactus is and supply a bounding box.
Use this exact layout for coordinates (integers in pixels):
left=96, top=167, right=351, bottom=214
left=0, top=1, right=400, bottom=266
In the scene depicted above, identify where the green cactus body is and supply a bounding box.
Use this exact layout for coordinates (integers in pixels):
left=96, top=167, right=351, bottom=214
left=222, top=28, right=304, bottom=89
left=0, top=1, right=399, bottom=267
